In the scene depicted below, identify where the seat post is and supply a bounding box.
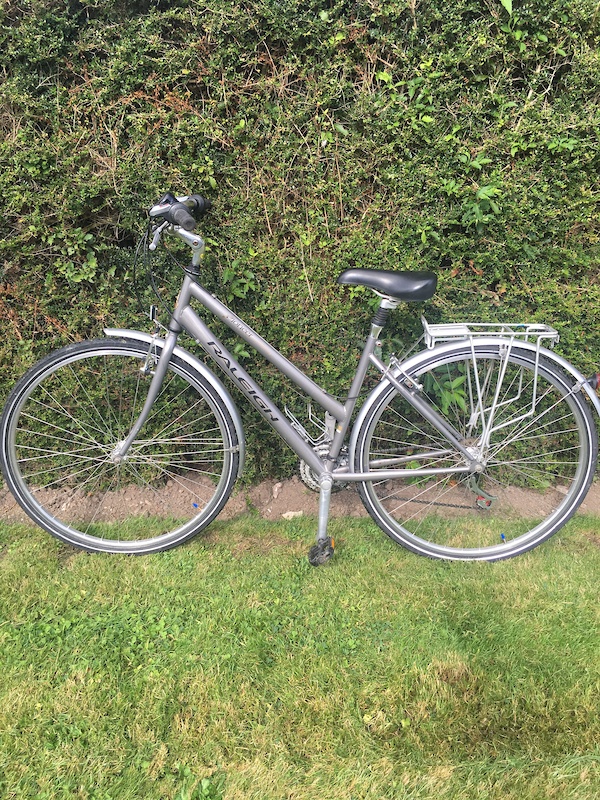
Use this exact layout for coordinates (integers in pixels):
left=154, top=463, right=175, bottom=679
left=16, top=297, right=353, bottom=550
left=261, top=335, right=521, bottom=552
left=370, top=296, right=400, bottom=340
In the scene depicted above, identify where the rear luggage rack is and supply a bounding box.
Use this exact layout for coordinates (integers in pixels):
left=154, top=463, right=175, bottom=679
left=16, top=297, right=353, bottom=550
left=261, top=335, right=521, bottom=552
left=422, top=317, right=560, bottom=350
left=420, top=317, right=562, bottom=438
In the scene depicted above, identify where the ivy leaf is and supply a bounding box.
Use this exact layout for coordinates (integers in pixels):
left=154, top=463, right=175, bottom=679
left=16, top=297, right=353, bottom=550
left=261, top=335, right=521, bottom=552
left=500, top=0, right=512, bottom=13
left=334, top=122, right=350, bottom=137
left=375, top=70, right=392, bottom=84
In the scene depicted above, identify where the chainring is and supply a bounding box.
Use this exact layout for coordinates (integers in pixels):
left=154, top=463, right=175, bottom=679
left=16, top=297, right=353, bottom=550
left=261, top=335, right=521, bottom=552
left=298, top=444, right=348, bottom=493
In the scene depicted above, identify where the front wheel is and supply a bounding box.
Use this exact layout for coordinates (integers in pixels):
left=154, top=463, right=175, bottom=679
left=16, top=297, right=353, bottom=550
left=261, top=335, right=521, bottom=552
left=1, top=338, right=241, bottom=553
left=353, top=343, right=597, bottom=561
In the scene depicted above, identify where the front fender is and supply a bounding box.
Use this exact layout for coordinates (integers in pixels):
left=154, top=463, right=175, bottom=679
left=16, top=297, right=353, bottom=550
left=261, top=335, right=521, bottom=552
left=104, top=328, right=245, bottom=477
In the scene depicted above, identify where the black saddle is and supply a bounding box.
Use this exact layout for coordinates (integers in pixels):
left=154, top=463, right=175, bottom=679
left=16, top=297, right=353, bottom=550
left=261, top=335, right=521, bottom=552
left=337, top=269, right=437, bottom=302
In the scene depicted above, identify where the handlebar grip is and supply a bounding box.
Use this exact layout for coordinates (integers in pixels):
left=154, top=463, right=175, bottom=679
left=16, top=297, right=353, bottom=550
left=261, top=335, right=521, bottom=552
left=168, top=202, right=197, bottom=231
left=189, top=195, right=212, bottom=216
left=149, top=192, right=212, bottom=228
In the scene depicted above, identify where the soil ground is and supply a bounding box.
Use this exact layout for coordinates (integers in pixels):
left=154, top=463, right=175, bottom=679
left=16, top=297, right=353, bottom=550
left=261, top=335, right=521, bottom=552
left=2, top=475, right=600, bottom=526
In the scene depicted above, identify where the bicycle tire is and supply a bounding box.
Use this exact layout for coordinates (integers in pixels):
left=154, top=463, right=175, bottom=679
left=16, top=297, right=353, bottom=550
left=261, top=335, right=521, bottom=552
left=0, top=338, right=241, bottom=553
left=353, top=342, right=597, bottom=561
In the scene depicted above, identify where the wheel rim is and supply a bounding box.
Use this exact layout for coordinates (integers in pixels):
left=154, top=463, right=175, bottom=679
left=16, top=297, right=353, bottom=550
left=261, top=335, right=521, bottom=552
left=4, top=342, right=237, bottom=552
left=358, top=347, right=595, bottom=560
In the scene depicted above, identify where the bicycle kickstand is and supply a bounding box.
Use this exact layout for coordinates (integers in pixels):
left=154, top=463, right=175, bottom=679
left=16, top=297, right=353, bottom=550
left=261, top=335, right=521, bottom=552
left=307, top=475, right=335, bottom=566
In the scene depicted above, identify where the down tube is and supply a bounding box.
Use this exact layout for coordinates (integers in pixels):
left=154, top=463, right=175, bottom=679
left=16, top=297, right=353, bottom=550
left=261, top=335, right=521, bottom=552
left=178, top=305, right=326, bottom=477
left=187, top=279, right=346, bottom=420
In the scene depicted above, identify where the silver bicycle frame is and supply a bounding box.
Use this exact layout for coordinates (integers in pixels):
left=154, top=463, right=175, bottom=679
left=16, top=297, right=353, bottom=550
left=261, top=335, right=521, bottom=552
left=175, top=274, right=378, bottom=479
left=109, top=265, right=481, bottom=487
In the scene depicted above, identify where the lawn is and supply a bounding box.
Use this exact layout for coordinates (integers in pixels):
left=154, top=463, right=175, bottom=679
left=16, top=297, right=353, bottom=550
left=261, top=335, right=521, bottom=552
left=1, top=513, right=599, bottom=799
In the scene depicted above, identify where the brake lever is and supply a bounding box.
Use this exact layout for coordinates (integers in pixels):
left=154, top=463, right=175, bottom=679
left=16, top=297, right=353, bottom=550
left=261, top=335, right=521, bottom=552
left=149, top=220, right=170, bottom=251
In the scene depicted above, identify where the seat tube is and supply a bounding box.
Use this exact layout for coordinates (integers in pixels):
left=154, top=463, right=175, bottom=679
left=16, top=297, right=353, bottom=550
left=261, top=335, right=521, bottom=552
left=330, top=302, right=394, bottom=457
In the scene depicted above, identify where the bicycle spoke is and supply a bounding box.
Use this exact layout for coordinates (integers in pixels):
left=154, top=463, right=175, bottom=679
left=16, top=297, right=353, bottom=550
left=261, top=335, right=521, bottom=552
left=2, top=341, right=240, bottom=552
left=357, top=346, right=596, bottom=559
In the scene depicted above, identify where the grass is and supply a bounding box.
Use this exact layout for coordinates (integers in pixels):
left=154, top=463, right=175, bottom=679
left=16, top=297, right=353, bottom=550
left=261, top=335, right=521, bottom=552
left=1, top=513, right=600, bottom=799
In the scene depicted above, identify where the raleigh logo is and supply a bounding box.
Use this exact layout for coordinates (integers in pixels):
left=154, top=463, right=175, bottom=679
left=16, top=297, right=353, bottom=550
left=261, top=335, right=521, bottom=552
left=207, top=341, right=279, bottom=423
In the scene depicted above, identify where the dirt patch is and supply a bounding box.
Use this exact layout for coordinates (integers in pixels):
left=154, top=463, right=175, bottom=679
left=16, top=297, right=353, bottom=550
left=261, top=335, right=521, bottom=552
left=245, top=475, right=367, bottom=520
left=0, top=475, right=366, bottom=526
left=2, top=475, right=600, bottom=527
left=577, top=484, right=600, bottom=516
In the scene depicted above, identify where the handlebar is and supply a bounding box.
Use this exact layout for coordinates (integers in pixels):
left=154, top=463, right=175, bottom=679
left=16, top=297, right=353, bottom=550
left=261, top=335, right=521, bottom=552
left=149, top=192, right=212, bottom=231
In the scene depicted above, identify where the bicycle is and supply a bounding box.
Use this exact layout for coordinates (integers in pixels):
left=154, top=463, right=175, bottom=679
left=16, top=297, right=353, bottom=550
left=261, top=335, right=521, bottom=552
left=2, top=191, right=599, bottom=563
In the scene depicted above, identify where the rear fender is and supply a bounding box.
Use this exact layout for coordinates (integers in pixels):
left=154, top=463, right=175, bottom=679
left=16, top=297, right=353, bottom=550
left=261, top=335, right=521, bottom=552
left=396, top=338, right=600, bottom=417
left=350, top=338, right=600, bottom=465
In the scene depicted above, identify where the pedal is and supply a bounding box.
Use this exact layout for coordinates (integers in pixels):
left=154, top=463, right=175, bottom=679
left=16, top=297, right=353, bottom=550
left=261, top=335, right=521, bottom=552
left=308, top=537, right=335, bottom=566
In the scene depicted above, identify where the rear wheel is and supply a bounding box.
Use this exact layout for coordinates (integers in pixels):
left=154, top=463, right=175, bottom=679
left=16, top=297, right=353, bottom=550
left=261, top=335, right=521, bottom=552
left=354, top=343, right=597, bottom=560
left=1, top=338, right=241, bottom=553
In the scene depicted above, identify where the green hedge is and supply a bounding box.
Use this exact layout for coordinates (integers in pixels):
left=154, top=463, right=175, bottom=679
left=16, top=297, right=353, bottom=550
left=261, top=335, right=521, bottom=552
left=1, top=0, right=599, bottom=477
